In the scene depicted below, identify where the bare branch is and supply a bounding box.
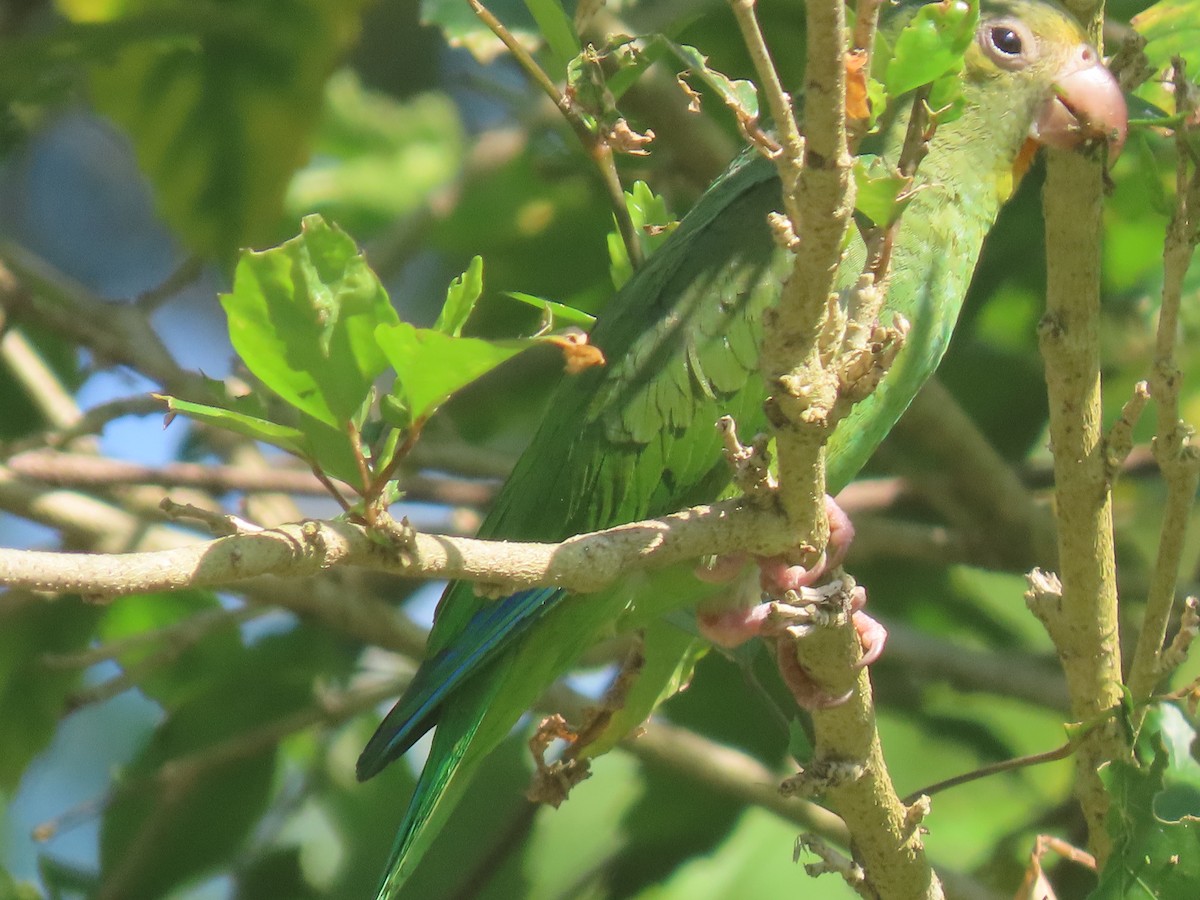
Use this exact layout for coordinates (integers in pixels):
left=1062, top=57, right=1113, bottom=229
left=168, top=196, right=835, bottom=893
left=1127, top=57, right=1200, bottom=710
left=0, top=499, right=798, bottom=600
left=1037, top=108, right=1124, bottom=876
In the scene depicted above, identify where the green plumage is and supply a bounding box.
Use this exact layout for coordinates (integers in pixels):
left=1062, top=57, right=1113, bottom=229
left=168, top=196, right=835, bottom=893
left=362, top=2, right=1114, bottom=894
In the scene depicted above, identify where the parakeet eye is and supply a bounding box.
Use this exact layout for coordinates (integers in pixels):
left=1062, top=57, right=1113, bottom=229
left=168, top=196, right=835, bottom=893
left=990, top=27, right=1022, bottom=55
left=978, top=18, right=1036, bottom=70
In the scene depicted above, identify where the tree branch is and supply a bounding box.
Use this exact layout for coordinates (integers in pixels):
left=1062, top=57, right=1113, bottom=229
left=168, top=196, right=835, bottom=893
left=1126, top=58, right=1200, bottom=710
left=0, top=466, right=425, bottom=655
left=725, top=1, right=941, bottom=897
left=5, top=449, right=497, bottom=509
left=0, top=498, right=800, bottom=599
left=1036, top=54, right=1124, bottom=876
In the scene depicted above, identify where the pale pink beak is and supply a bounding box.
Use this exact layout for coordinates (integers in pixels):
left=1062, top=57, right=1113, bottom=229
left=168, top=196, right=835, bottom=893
left=1031, top=44, right=1128, bottom=159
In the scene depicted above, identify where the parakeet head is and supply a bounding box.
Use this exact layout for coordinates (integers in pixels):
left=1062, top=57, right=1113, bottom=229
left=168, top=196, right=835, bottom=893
left=890, top=0, right=1127, bottom=205
left=967, top=0, right=1126, bottom=154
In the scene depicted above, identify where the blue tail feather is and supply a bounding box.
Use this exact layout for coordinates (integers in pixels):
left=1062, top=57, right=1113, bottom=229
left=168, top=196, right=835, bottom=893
left=357, top=587, right=563, bottom=781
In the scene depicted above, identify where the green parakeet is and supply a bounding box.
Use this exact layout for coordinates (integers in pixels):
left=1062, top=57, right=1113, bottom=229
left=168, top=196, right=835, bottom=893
left=358, top=0, right=1126, bottom=894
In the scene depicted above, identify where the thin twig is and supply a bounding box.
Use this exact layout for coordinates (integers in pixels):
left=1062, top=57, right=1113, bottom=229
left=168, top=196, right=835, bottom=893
left=2, top=395, right=163, bottom=455
left=1127, top=57, right=1200, bottom=710
left=5, top=448, right=497, bottom=507
left=0, top=323, right=81, bottom=430
left=134, top=255, right=203, bottom=312
left=465, top=0, right=643, bottom=267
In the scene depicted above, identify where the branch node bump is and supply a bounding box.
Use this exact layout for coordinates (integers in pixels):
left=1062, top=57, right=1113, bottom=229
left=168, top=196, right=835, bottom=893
left=780, top=757, right=865, bottom=798
left=1024, top=567, right=1064, bottom=635
left=768, top=211, right=801, bottom=251
left=793, top=834, right=867, bottom=891
left=904, top=794, right=932, bottom=838
left=1160, top=595, right=1200, bottom=677
left=716, top=415, right=777, bottom=505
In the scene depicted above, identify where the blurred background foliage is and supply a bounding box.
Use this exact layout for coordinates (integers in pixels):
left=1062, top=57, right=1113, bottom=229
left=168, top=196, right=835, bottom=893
left=1, top=0, right=1199, bottom=898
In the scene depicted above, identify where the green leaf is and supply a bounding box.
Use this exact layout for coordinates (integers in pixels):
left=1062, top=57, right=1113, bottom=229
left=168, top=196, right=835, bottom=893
left=885, top=0, right=978, bottom=97
left=523, top=0, right=579, bottom=73
left=1150, top=704, right=1200, bottom=823
left=667, top=43, right=759, bottom=120
left=220, top=214, right=399, bottom=429
left=505, top=291, right=596, bottom=328
left=64, top=0, right=373, bottom=260
left=158, top=395, right=363, bottom=487
left=158, top=395, right=307, bottom=454
left=434, top=255, right=484, bottom=337
left=1093, top=704, right=1200, bottom=898
left=420, top=0, right=537, bottom=64
left=98, top=630, right=334, bottom=899
left=594, top=37, right=651, bottom=101
left=376, top=322, right=533, bottom=423
left=97, top=591, right=242, bottom=709
left=608, top=181, right=678, bottom=289
left=235, top=848, right=321, bottom=900
left=0, top=598, right=102, bottom=791
left=853, top=155, right=912, bottom=226
left=286, top=75, right=465, bottom=236
left=787, top=717, right=814, bottom=763
left=37, top=855, right=99, bottom=897
left=298, top=412, right=367, bottom=486
left=1133, top=0, right=1200, bottom=75
left=0, top=868, right=45, bottom=900
left=646, top=808, right=840, bottom=898
left=317, top=721, right=419, bottom=898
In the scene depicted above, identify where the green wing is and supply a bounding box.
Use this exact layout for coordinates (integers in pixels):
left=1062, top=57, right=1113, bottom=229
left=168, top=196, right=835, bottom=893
left=361, top=0, right=1122, bottom=891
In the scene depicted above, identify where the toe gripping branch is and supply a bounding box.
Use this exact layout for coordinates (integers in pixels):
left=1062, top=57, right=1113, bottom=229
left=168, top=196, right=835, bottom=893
left=696, top=461, right=887, bottom=710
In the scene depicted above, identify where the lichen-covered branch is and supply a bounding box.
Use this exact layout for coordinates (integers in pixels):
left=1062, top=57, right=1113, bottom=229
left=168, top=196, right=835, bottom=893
left=1126, top=57, right=1200, bottom=709
left=725, top=0, right=941, bottom=897
left=0, top=498, right=800, bottom=599
left=1036, top=71, right=1124, bottom=881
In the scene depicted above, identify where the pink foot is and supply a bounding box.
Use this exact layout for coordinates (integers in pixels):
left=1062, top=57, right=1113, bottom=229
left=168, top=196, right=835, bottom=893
left=851, top=595, right=887, bottom=670
left=752, top=495, right=856, bottom=595
left=697, top=604, right=773, bottom=649
left=694, top=495, right=856, bottom=595
left=693, top=494, right=882, bottom=709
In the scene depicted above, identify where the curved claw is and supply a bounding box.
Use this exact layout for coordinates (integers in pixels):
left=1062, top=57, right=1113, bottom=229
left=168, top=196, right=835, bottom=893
left=755, top=495, right=856, bottom=597
left=775, top=639, right=854, bottom=710
left=852, top=606, right=887, bottom=670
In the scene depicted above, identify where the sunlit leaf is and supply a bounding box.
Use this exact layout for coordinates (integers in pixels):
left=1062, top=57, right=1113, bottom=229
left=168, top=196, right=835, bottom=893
left=434, top=255, right=484, bottom=337
left=885, top=0, right=978, bottom=97
left=220, top=214, right=398, bottom=429
left=523, top=0, right=579, bottom=73
left=668, top=43, right=759, bottom=121
left=504, top=291, right=597, bottom=328
left=420, top=0, right=537, bottom=64
left=1133, top=0, right=1200, bottom=75
left=376, top=322, right=532, bottom=423
left=64, top=0, right=372, bottom=259
left=1093, top=705, right=1200, bottom=898
left=608, top=180, right=678, bottom=289
left=156, top=395, right=307, bottom=455
left=286, top=75, right=465, bottom=236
